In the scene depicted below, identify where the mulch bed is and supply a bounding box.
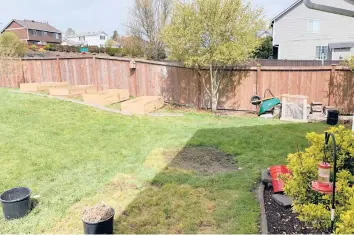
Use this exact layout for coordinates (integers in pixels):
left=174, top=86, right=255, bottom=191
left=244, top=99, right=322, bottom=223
left=264, top=187, right=328, bottom=234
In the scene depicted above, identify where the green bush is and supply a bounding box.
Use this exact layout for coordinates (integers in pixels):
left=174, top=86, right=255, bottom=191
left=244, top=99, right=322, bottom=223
left=44, top=44, right=56, bottom=51
left=62, top=45, right=70, bottom=52
left=106, top=47, right=123, bottom=57
left=283, top=126, right=354, bottom=233
left=99, top=47, right=106, bottom=54
left=0, top=32, right=27, bottom=57
left=57, top=45, right=64, bottom=52
left=88, top=46, right=99, bottom=53
left=31, top=44, right=37, bottom=51
left=69, top=46, right=77, bottom=53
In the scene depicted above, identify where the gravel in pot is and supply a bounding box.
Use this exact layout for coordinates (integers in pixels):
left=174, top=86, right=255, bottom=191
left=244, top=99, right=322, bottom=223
left=82, top=203, right=115, bottom=234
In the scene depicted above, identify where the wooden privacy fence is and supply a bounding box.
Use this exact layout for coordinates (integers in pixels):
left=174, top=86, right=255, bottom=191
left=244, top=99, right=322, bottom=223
left=0, top=56, right=353, bottom=114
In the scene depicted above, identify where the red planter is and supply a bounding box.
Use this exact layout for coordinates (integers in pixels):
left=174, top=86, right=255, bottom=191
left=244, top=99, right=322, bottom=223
left=269, top=165, right=291, bottom=193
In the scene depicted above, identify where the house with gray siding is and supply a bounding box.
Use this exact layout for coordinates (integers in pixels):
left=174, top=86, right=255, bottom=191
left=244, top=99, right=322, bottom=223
left=271, top=0, right=354, bottom=60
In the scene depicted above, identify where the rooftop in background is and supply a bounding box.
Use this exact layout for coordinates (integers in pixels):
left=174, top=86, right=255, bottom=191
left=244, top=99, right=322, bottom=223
left=66, top=31, right=108, bottom=38
left=1, top=19, right=61, bottom=33
left=257, top=30, right=272, bottom=38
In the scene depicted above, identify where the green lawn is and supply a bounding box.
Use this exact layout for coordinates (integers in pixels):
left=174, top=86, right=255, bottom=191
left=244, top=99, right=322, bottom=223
left=0, top=89, right=327, bottom=234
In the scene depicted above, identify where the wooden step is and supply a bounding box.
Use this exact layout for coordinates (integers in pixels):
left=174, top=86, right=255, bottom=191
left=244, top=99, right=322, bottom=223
left=83, top=89, right=130, bottom=106
left=49, top=85, right=96, bottom=97
left=20, top=82, right=69, bottom=92
left=121, top=96, right=164, bottom=115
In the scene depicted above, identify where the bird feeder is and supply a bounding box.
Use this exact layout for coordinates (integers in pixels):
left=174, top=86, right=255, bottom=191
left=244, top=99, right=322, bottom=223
left=311, top=132, right=338, bottom=233
left=311, top=162, right=333, bottom=194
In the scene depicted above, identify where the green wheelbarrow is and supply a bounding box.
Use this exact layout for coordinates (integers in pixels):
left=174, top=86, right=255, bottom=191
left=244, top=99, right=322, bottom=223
left=250, top=89, right=281, bottom=116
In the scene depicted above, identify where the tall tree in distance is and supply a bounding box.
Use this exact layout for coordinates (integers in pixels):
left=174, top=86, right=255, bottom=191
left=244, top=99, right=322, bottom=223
left=254, top=36, right=273, bottom=59
left=163, top=0, right=265, bottom=111
left=0, top=32, right=27, bottom=82
left=112, top=30, right=120, bottom=41
left=65, top=28, right=76, bottom=38
left=127, top=0, right=172, bottom=60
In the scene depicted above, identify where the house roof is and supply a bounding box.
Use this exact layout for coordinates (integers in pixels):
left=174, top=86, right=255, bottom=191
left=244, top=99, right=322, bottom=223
left=66, top=31, right=108, bottom=38
left=328, top=41, right=354, bottom=49
left=62, top=39, right=88, bottom=46
left=271, top=0, right=302, bottom=25
left=1, top=19, right=62, bottom=33
left=257, top=30, right=272, bottom=37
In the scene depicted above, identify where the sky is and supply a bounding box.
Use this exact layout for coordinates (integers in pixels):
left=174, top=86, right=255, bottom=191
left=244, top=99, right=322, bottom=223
left=0, top=0, right=295, bottom=37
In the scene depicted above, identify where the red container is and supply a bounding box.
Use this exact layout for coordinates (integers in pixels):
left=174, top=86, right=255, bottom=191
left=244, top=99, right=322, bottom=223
left=269, top=165, right=291, bottom=193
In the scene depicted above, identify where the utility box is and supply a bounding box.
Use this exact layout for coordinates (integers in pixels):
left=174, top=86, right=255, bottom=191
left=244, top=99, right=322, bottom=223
left=280, top=94, right=308, bottom=122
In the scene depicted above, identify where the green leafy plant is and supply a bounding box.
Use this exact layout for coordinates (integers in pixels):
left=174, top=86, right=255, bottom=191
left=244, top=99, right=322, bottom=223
left=106, top=47, right=123, bottom=57
left=88, top=46, right=99, bottom=54
left=0, top=32, right=27, bottom=57
left=341, top=56, right=354, bottom=71
left=283, top=126, right=354, bottom=233
left=31, top=44, right=37, bottom=51
left=44, top=44, right=56, bottom=51
left=162, top=0, right=265, bottom=111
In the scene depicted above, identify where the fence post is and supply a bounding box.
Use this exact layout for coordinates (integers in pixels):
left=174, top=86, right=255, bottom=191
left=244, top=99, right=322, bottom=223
left=20, top=58, right=25, bottom=85
left=129, top=60, right=137, bottom=97
left=56, top=55, right=62, bottom=82
left=93, top=54, right=99, bottom=90
left=256, top=64, right=262, bottom=96
left=328, top=64, right=336, bottom=106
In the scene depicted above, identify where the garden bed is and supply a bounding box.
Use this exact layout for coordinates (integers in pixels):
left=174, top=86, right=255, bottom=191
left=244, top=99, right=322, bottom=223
left=264, top=187, right=328, bottom=234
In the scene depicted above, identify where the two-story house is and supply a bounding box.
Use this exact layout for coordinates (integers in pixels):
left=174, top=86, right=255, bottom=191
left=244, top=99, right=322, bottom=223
left=1, top=19, right=62, bottom=45
left=64, top=32, right=109, bottom=47
left=271, top=0, right=354, bottom=60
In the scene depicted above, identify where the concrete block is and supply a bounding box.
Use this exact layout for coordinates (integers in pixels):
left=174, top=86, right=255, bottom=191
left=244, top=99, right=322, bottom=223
left=272, top=194, right=293, bottom=207
left=262, top=169, right=272, bottom=185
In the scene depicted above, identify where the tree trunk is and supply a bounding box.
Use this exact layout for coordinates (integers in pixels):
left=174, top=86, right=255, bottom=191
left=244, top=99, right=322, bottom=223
left=210, top=64, right=218, bottom=112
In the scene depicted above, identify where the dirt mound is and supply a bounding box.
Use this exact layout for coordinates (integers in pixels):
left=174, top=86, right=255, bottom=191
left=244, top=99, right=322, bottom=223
left=169, top=147, right=238, bottom=175
left=82, top=203, right=114, bottom=223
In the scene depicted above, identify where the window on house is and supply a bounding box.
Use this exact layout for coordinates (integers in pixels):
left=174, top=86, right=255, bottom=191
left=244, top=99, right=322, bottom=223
left=30, top=30, right=37, bottom=36
left=100, top=35, right=106, bottom=40
left=315, top=46, right=328, bottom=60
left=54, top=33, right=59, bottom=39
left=79, top=36, right=86, bottom=41
left=307, top=20, right=321, bottom=33
left=43, top=31, right=48, bottom=36
left=37, top=30, right=43, bottom=36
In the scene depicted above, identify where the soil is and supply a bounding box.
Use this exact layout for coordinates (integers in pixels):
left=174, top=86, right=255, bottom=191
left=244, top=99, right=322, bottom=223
left=341, top=119, right=353, bottom=130
left=161, top=103, right=258, bottom=117
left=82, top=203, right=114, bottom=224
left=168, top=147, right=238, bottom=175
left=264, top=187, right=328, bottom=234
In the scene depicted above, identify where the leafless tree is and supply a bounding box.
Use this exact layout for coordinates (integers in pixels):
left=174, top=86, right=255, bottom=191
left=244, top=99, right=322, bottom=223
left=127, top=0, right=172, bottom=60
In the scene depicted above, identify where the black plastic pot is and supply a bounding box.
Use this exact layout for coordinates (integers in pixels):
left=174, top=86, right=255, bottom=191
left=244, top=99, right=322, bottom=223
left=0, top=187, right=31, bottom=220
left=83, top=210, right=115, bottom=234
left=327, top=109, right=339, bottom=126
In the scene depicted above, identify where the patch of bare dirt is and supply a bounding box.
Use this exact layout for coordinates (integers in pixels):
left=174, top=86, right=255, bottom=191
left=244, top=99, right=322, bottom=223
left=82, top=203, right=114, bottom=223
left=214, top=110, right=258, bottom=118
left=169, top=147, right=238, bottom=175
